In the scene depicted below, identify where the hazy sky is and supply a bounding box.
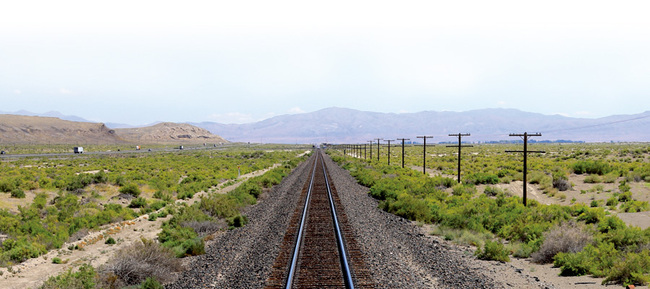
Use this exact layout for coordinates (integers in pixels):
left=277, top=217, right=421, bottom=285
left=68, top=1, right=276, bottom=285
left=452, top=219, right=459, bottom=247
left=1, top=0, right=649, bottom=125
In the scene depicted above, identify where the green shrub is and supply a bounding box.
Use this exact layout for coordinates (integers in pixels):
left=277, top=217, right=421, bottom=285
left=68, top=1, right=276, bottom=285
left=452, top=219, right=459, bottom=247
left=603, top=172, right=619, bottom=183
left=466, top=173, right=499, bottom=185
left=119, top=183, right=141, bottom=197
left=554, top=251, right=590, bottom=276
left=451, top=183, right=476, bottom=197
left=483, top=186, right=502, bottom=197
left=618, top=191, right=632, bottom=203
left=572, top=160, right=612, bottom=175
left=52, top=257, right=63, bottom=264
left=10, top=188, right=25, bottom=198
left=584, top=174, right=602, bottom=183
left=475, top=240, right=510, bottom=262
left=40, top=263, right=96, bottom=289
left=105, top=237, right=116, bottom=245
left=228, top=215, right=248, bottom=228
left=140, top=277, right=164, bottom=289
left=621, top=200, right=650, bottom=213
left=602, top=250, right=650, bottom=286
left=129, top=197, right=148, bottom=208
left=606, top=197, right=619, bottom=207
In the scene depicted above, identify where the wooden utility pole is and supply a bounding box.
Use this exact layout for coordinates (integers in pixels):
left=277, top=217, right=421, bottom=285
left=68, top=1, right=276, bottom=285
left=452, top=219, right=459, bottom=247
left=384, top=139, right=395, bottom=165
left=416, top=136, right=433, bottom=174
left=374, top=138, right=382, bottom=161
left=397, top=138, right=410, bottom=168
left=447, top=133, right=472, bottom=183
left=368, top=141, right=373, bottom=160
left=506, top=133, right=545, bottom=206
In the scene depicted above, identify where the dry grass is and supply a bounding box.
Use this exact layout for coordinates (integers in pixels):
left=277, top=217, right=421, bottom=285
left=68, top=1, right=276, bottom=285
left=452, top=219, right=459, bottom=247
left=531, top=220, right=593, bottom=264
left=98, top=238, right=182, bottom=288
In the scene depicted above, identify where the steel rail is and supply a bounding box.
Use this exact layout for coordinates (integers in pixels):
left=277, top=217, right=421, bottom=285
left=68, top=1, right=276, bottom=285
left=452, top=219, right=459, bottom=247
left=285, top=152, right=318, bottom=289
left=321, top=153, right=355, bottom=289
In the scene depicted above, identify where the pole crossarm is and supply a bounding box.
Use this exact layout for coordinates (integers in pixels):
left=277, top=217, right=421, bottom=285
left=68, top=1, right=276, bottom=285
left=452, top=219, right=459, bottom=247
left=506, top=132, right=545, bottom=206
left=446, top=133, right=472, bottom=183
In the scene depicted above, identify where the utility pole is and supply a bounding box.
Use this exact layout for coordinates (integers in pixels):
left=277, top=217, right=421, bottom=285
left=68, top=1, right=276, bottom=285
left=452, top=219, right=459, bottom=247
left=368, top=141, right=374, bottom=160
left=384, top=139, right=395, bottom=165
left=397, top=138, right=410, bottom=168
left=506, top=132, right=545, bottom=206
left=416, top=136, right=433, bottom=175
left=447, top=133, right=472, bottom=183
left=374, top=138, right=382, bottom=162
left=364, top=143, right=367, bottom=159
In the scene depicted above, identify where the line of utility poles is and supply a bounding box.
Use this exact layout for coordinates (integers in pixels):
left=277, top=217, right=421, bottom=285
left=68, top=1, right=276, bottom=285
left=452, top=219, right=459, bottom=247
left=335, top=131, right=544, bottom=207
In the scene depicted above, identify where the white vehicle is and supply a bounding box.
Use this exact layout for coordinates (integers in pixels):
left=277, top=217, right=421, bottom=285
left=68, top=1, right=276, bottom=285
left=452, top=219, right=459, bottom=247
left=74, top=147, right=84, bottom=154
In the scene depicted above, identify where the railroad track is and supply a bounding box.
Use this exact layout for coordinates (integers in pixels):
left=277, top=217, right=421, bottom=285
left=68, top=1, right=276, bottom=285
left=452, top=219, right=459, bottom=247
left=265, top=150, right=374, bottom=288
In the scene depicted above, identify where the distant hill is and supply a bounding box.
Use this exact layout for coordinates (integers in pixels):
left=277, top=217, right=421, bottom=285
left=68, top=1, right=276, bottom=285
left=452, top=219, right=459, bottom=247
left=0, top=114, right=121, bottom=144
left=0, top=110, right=91, bottom=123
left=194, top=107, right=650, bottom=143
left=0, top=115, right=228, bottom=145
left=115, top=122, right=228, bottom=144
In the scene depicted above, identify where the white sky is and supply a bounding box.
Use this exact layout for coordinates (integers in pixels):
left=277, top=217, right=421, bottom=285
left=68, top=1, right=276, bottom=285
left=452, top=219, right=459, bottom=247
left=1, top=0, right=649, bottom=124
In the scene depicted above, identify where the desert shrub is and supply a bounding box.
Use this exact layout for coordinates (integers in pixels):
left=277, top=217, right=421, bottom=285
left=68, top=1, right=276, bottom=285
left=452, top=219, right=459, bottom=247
left=554, top=251, right=590, bottom=276
left=607, top=196, right=619, bottom=207
left=52, top=257, right=63, bottom=264
left=619, top=181, right=631, bottom=193
left=598, top=216, right=627, bottom=233
left=466, top=172, right=499, bottom=185
left=99, top=238, right=182, bottom=287
left=451, top=183, right=476, bottom=197
left=181, top=220, right=224, bottom=237
left=584, top=174, right=602, bottom=183
left=621, top=200, right=650, bottom=213
left=572, top=160, right=612, bottom=175
left=553, top=172, right=572, bottom=191
left=119, top=183, right=141, bottom=197
left=483, top=186, right=502, bottom=197
left=181, top=237, right=205, bottom=257
left=602, top=250, right=650, bottom=286
left=10, top=188, right=25, bottom=198
left=40, top=263, right=96, bottom=289
left=129, top=197, right=147, bottom=208
left=228, top=215, right=249, bottom=228
left=475, top=240, right=510, bottom=262
left=105, top=237, right=116, bottom=245
left=618, top=191, right=633, bottom=203
left=140, top=277, right=164, bottom=289
left=603, top=172, right=619, bottom=183
left=531, top=221, right=593, bottom=264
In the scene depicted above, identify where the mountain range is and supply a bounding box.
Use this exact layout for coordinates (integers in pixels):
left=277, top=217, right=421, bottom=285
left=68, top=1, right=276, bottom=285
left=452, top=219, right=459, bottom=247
left=192, top=108, right=650, bottom=143
left=2, top=108, right=649, bottom=144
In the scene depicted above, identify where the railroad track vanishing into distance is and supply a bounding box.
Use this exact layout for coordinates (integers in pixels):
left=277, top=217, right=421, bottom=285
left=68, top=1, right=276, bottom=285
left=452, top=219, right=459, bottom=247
left=266, top=150, right=374, bottom=288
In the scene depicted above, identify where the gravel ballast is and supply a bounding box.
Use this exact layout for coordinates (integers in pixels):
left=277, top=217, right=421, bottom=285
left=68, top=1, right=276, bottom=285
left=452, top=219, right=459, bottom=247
left=168, top=152, right=547, bottom=288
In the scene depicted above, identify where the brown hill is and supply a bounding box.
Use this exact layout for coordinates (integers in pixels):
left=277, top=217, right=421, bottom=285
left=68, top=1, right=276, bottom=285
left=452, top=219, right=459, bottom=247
left=0, top=115, right=229, bottom=145
left=114, top=122, right=228, bottom=144
left=0, top=114, right=122, bottom=144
